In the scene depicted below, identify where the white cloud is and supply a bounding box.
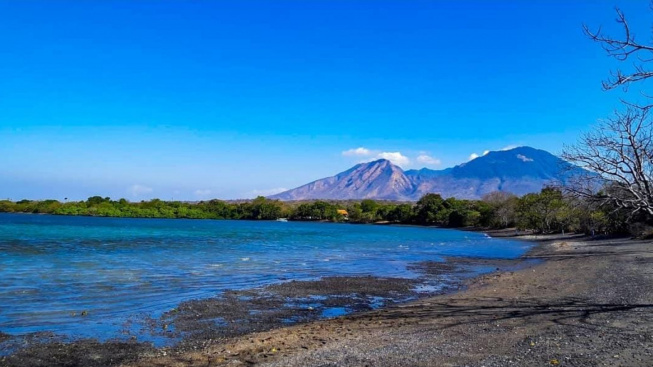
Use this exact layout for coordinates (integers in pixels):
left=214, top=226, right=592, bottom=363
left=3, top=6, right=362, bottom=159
left=343, top=147, right=434, bottom=168
left=517, top=154, right=534, bottom=162
left=128, top=184, right=153, bottom=198
left=342, top=147, right=372, bottom=157
left=247, top=187, right=288, bottom=198
left=501, top=145, right=518, bottom=151
left=377, top=151, right=410, bottom=167
left=416, top=154, right=441, bottom=166
left=194, top=189, right=212, bottom=197
left=468, top=149, right=496, bottom=161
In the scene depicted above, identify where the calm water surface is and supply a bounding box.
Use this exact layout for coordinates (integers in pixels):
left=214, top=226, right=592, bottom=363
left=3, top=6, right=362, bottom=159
left=0, top=213, right=531, bottom=343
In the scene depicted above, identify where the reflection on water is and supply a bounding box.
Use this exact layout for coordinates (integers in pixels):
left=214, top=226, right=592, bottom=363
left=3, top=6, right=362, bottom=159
left=0, top=213, right=531, bottom=343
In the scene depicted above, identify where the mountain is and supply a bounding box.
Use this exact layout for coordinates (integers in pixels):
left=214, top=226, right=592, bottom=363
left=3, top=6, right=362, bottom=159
left=270, top=147, right=584, bottom=201
left=270, top=159, right=414, bottom=201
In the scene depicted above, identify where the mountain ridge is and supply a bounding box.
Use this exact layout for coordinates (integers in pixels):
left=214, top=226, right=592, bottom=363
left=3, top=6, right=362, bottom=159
left=270, top=147, right=582, bottom=201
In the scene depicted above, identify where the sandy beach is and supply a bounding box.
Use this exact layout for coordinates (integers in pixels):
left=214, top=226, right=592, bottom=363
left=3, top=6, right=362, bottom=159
left=117, top=234, right=653, bottom=367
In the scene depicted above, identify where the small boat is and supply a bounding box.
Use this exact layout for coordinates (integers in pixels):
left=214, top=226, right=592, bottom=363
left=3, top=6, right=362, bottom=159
left=276, top=218, right=288, bottom=222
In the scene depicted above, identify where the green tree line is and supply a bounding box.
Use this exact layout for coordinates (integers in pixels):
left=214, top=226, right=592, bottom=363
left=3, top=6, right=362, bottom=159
left=0, top=188, right=632, bottom=235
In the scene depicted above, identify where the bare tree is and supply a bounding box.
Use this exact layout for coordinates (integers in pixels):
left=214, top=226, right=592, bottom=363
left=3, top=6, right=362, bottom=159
left=562, top=106, right=653, bottom=218
left=482, top=191, right=517, bottom=228
left=583, top=5, right=653, bottom=93
left=563, top=5, right=653, bottom=221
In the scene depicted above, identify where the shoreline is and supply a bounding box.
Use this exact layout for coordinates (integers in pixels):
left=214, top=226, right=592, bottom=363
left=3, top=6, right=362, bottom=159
left=122, top=233, right=652, bottom=367
left=0, top=228, right=538, bottom=366
left=3, top=232, right=651, bottom=366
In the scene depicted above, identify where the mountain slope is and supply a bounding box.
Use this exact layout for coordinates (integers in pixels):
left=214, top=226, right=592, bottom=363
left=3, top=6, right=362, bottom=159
left=405, top=146, right=579, bottom=199
left=270, top=159, right=414, bottom=201
left=270, top=147, right=583, bottom=201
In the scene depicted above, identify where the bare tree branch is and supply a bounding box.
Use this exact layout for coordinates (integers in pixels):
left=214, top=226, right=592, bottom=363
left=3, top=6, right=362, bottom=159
left=562, top=105, right=653, bottom=220
left=583, top=6, right=653, bottom=92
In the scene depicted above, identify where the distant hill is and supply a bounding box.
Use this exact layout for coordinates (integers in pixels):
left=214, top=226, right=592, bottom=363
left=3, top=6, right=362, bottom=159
left=270, top=147, right=584, bottom=201
left=270, top=159, right=414, bottom=201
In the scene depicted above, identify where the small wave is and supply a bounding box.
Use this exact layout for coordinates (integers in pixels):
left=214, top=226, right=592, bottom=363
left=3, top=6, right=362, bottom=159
left=240, top=257, right=250, bottom=261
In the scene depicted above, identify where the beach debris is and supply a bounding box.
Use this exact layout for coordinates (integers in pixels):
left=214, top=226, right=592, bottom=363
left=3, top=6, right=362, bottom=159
left=550, top=359, right=559, bottom=365
left=529, top=341, right=535, bottom=347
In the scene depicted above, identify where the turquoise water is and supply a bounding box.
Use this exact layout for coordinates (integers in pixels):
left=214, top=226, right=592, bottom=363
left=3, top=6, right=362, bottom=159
left=0, top=213, right=531, bottom=343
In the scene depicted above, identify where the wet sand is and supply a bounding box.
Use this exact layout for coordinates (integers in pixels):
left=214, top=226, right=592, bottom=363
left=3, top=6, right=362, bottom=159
left=0, top=239, right=528, bottom=367
left=2, top=234, right=652, bottom=366
left=160, top=255, right=530, bottom=345
left=120, top=235, right=653, bottom=367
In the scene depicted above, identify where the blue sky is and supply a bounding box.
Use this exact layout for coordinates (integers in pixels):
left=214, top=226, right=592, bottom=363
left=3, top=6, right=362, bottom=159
left=0, top=0, right=649, bottom=200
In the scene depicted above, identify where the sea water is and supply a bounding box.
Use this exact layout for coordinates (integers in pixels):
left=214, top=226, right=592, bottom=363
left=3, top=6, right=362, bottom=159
left=0, top=213, right=531, bottom=343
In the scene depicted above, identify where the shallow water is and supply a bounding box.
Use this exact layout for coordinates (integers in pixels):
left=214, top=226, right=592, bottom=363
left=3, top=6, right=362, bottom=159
left=0, top=213, right=531, bottom=344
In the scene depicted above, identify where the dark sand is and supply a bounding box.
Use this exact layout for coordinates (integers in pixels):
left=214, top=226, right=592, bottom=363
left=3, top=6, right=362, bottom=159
left=0, top=246, right=523, bottom=366
left=2, top=234, right=652, bottom=366
left=121, top=235, right=653, bottom=367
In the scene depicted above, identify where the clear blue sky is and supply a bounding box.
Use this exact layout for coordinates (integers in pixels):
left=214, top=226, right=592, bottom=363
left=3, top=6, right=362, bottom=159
left=0, top=0, right=648, bottom=200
